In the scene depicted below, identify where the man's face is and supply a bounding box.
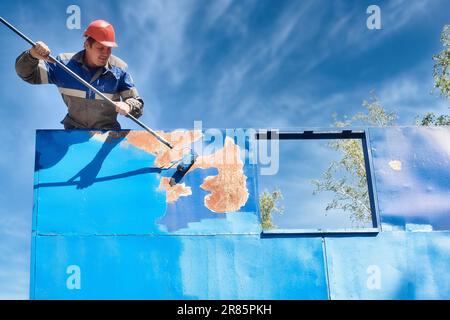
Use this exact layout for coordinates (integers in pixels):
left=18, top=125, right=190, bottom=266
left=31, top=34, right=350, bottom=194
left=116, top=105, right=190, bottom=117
left=84, top=40, right=112, bottom=67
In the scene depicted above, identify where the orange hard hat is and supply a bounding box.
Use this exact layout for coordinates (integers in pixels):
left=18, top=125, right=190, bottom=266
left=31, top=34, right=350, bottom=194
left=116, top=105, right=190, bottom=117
left=83, top=20, right=118, bottom=47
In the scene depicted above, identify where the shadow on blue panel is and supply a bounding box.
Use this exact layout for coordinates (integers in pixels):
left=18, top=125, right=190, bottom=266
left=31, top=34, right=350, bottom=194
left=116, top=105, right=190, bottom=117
left=67, top=132, right=128, bottom=189
left=35, top=130, right=166, bottom=190
left=36, top=130, right=129, bottom=170
left=34, top=167, right=163, bottom=189
left=35, top=130, right=92, bottom=171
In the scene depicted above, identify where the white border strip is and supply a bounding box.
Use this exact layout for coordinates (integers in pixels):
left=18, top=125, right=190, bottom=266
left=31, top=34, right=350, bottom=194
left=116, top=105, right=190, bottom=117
left=58, top=87, right=86, bottom=98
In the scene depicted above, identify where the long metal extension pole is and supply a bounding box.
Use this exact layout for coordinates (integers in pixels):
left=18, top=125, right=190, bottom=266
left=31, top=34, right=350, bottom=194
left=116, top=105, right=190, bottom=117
left=0, top=16, right=174, bottom=149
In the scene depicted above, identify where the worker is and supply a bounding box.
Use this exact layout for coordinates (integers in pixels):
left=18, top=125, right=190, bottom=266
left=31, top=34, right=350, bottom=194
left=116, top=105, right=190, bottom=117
left=15, top=19, right=143, bottom=130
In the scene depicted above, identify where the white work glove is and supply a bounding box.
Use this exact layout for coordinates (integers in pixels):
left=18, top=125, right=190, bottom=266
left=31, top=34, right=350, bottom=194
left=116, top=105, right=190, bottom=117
left=115, top=101, right=132, bottom=115
left=29, top=41, right=51, bottom=61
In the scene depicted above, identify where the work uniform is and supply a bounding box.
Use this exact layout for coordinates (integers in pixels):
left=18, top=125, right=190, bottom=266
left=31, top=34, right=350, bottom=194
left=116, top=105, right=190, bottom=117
left=15, top=49, right=144, bottom=130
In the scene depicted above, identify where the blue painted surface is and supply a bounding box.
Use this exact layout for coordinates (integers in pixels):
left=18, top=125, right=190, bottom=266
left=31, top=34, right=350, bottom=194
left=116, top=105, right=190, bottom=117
left=325, top=232, right=450, bottom=299
left=34, top=130, right=260, bottom=235
left=36, top=131, right=166, bottom=235
left=369, top=127, right=450, bottom=231
left=31, top=127, right=450, bottom=299
left=33, top=235, right=328, bottom=300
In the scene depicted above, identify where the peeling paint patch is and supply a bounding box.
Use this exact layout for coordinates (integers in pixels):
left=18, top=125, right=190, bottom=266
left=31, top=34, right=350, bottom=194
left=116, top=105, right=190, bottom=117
left=123, top=130, right=203, bottom=168
left=389, top=160, right=402, bottom=171
left=190, top=137, right=249, bottom=213
left=158, top=177, right=192, bottom=203
left=91, top=131, right=249, bottom=212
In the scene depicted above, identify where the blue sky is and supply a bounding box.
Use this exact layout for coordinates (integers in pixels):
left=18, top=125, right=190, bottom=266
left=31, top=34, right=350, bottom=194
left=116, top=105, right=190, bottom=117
left=0, top=0, right=449, bottom=299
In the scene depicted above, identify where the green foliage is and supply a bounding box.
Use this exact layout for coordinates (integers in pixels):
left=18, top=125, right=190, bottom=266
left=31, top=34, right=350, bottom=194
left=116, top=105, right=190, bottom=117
left=260, top=24, right=448, bottom=228
left=259, top=188, right=284, bottom=230
left=312, top=93, right=396, bottom=225
left=433, top=25, right=450, bottom=99
left=418, top=25, right=450, bottom=126
left=332, top=91, right=398, bottom=127
left=311, top=140, right=371, bottom=225
left=311, top=24, right=449, bottom=225
left=417, top=112, right=450, bottom=126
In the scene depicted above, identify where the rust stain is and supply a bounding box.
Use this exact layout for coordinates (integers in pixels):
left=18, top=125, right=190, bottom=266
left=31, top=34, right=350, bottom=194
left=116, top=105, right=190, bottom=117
left=190, top=137, right=249, bottom=213
left=91, top=131, right=249, bottom=213
left=124, top=130, right=202, bottom=168
left=158, top=177, right=192, bottom=203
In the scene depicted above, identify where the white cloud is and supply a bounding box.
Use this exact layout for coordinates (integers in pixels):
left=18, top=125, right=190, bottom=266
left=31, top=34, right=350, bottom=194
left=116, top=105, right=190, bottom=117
left=305, top=0, right=445, bottom=72
left=204, top=0, right=235, bottom=29
left=0, top=216, right=30, bottom=240
left=377, top=62, right=450, bottom=123
left=0, top=229, right=30, bottom=299
left=121, top=0, right=196, bottom=86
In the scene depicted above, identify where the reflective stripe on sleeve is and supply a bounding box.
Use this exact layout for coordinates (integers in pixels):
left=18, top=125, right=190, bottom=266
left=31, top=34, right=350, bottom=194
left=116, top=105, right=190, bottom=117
left=95, top=92, right=120, bottom=101
left=38, top=60, right=49, bottom=84
left=119, top=88, right=139, bottom=99
left=57, top=87, right=86, bottom=98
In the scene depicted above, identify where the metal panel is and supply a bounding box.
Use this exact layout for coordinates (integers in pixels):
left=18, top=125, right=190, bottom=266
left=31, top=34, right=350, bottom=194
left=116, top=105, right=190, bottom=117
left=31, top=127, right=450, bottom=300
left=34, top=130, right=260, bottom=236
left=33, top=235, right=328, bottom=300
left=325, top=232, right=450, bottom=299
left=369, top=127, right=450, bottom=231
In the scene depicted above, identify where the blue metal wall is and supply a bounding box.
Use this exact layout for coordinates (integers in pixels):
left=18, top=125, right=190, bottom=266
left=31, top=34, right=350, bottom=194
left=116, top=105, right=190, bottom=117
left=31, top=127, right=450, bottom=299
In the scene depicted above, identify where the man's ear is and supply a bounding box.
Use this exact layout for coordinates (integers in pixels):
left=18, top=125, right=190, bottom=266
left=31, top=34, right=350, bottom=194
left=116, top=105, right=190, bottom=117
left=83, top=39, right=91, bottom=50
